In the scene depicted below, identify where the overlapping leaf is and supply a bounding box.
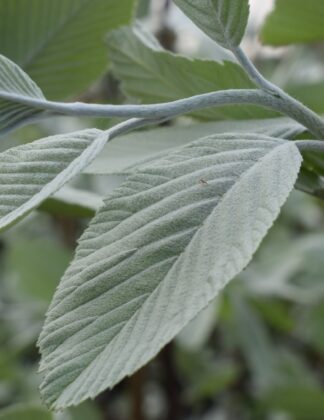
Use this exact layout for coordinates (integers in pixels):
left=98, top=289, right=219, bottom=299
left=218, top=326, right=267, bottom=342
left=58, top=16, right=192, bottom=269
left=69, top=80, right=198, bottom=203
left=0, top=54, right=46, bottom=136
left=0, top=128, right=106, bottom=232
left=39, top=133, right=301, bottom=409
left=174, top=0, right=249, bottom=49
left=0, top=0, right=135, bottom=99
left=108, top=26, right=274, bottom=121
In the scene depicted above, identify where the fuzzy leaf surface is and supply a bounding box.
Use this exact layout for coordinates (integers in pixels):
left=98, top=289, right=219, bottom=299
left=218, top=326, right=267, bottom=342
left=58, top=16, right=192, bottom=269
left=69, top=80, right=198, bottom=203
left=0, top=54, right=45, bottom=136
left=174, top=0, right=249, bottom=49
left=0, top=129, right=105, bottom=231
left=39, top=134, right=301, bottom=409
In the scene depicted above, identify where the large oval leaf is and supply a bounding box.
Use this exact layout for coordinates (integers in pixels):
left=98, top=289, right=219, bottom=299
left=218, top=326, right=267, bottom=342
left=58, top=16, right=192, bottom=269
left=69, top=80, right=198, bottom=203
left=0, top=129, right=105, bottom=232
left=39, top=134, right=301, bottom=409
left=174, top=0, right=249, bottom=49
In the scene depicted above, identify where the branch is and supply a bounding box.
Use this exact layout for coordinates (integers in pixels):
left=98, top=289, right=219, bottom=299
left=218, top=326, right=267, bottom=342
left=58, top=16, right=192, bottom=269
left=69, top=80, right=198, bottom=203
left=296, top=140, right=324, bottom=153
left=1, top=88, right=320, bottom=138
left=232, top=46, right=324, bottom=139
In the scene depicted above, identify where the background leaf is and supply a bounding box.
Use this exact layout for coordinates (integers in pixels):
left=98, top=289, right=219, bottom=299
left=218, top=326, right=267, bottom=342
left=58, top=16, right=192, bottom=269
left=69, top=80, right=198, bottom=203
left=261, top=0, right=324, bottom=46
left=39, top=134, right=301, bottom=409
left=174, top=0, right=249, bottom=49
left=0, top=0, right=135, bottom=99
left=108, top=26, right=274, bottom=121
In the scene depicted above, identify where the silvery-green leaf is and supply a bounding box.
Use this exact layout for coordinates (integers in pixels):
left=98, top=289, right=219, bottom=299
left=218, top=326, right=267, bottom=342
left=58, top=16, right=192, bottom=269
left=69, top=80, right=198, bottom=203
left=0, top=0, right=135, bottom=99
left=0, top=54, right=45, bottom=136
left=85, top=118, right=304, bottom=174
left=0, top=129, right=106, bottom=232
left=174, top=0, right=249, bottom=49
left=39, top=133, right=301, bottom=409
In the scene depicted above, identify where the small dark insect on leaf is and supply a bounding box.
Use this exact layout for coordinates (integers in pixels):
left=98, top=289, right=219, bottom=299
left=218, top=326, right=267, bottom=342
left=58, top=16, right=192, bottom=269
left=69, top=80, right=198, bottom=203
left=199, top=178, right=209, bottom=186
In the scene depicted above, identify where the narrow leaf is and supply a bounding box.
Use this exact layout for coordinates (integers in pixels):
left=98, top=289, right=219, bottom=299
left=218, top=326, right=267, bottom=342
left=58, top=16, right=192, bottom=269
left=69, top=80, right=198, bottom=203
left=174, top=0, right=249, bottom=49
left=0, top=129, right=106, bottom=232
left=39, top=134, right=301, bottom=409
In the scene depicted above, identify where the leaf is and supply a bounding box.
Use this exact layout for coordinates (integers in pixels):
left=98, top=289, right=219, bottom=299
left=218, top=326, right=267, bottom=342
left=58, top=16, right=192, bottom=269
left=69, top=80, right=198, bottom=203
left=174, top=0, right=249, bottom=49
left=108, top=26, right=274, bottom=121
left=85, top=118, right=304, bottom=174
left=0, top=54, right=45, bottom=137
left=0, top=129, right=106, bottom=232
left=261, top=0, right=324, bottom=46
left=0, top=0, right=135, bottom=99
left=39, top=186, right=103, bottom=219
left=230, top=292, right=282, bottom=392
left=39, top=133, right=301, bottom=409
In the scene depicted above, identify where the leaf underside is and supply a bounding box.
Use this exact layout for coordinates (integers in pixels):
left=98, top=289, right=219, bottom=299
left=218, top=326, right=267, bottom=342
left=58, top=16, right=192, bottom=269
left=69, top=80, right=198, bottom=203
left=0, top=129, right=104, bottom=232
left=0, top=54, right=45, bottom=136
left=39, top=133, right=301, bottom=409
left=174, top=0, right=249, bottom=49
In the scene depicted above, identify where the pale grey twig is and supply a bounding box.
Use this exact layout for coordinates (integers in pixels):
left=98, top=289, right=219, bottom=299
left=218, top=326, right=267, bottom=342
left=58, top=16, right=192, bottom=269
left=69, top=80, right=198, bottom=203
left=232, top=46, right=324, bottom=139
left=0, top=88, right=323, bottom=139
left=295, top=140, right=324, bottom=153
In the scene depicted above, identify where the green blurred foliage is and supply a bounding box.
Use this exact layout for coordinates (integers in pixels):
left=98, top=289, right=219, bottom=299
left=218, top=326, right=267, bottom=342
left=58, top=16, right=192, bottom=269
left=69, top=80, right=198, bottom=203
left=1, top=0, right=324, bottom=418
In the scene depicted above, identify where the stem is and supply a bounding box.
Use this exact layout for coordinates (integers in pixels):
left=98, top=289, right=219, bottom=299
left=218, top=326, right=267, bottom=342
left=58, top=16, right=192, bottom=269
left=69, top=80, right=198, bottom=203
left=0, top=89, right=315, bottom=137
left=1, top=89, right=274, bottom=118
left=105, top=117, right=161, bottom=141
left=295, top=140, right=324, bottom=153
left=232, top=46, right=324, bottom=139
